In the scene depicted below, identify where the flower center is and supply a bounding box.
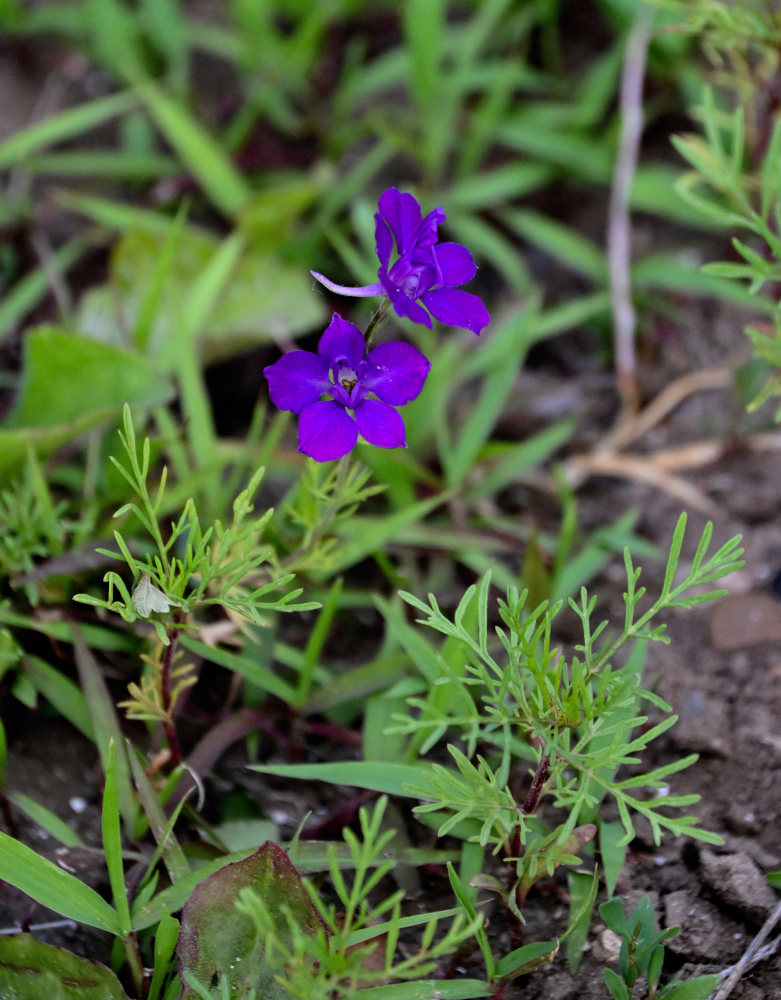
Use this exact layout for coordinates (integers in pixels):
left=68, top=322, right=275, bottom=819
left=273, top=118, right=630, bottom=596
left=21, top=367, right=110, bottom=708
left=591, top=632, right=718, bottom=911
left=387, top=254, right=437, bottom=301
left=337, top=365, right=359, bottom=394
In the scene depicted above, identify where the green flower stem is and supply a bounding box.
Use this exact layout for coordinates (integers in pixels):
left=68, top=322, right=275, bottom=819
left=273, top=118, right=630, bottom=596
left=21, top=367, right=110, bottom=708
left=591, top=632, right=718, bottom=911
left=364, top=296, right=391, bottom=348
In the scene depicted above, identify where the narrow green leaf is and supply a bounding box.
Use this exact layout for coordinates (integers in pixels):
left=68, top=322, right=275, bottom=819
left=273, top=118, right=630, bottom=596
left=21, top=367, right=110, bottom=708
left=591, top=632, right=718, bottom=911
left=0, top=237, right=89, bottom=344
left=565, top=868, right=599, bottom=972
left=357, top=982, right=492, bottom=999
left=0, top=91, right=138, bottom=169
left=599, top=820, right=627, bottom=897
left=9, top=792, right=84, bottom=848
left=137, top=81, right=250, bottom=217
left=72, top=630, right=136, bottom=831
left=148, top=913, right=180, bottom=1000
left=102, top=742, right=132, bottom=937
left=22, top=656, right=94, bottom=739
left=128, top=748, right=190, bottom=883
left=0, top=832, right=119, bottom=933
left=250, top=761, right=425, bottom=798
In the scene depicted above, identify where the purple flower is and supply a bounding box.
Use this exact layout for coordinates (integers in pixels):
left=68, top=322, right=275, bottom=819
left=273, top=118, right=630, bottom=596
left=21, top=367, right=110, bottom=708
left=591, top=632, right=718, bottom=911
left=311, top=187, right=490, bottom=335
left=264, top=313, right=430, bottom=462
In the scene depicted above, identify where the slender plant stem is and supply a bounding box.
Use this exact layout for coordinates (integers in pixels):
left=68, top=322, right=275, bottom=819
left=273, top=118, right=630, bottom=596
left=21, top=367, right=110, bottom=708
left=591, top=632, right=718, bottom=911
left=521, top=752, right=551, bottom=816
left=608, top=2, right=655, bottom=413
left=123, top=932, right=145, bottom=996
left=161, top=613, right=184, bottom=768
left=506, top=749, right=551, bottom=912
left=364, top=297, right=391, bottom=347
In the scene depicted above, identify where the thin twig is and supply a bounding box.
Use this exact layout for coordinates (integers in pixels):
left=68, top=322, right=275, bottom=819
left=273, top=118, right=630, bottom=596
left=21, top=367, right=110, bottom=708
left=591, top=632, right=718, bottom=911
left=709, top=900, right=781, bottom=1000
left=608, top=2, right=655, bottom=414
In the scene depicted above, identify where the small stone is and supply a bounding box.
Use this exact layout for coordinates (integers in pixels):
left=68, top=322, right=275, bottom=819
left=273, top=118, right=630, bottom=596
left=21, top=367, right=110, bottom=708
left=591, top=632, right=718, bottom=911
left=709, top=593, right=781, bottom=650
left=700, top=851, right=778, bottom=923
left=725, top=803, right=761, bottom=836
left=592, top=927, right=622, bottom=964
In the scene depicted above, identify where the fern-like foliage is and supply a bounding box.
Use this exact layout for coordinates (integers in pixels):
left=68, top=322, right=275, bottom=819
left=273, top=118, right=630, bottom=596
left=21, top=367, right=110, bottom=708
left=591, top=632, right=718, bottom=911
left=393, top=514, right=743, bottom=861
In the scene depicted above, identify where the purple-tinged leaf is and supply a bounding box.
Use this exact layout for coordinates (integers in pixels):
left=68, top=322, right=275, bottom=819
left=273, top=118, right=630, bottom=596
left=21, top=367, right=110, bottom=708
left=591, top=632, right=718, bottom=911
left=177, top=841, right=325, bottom=1000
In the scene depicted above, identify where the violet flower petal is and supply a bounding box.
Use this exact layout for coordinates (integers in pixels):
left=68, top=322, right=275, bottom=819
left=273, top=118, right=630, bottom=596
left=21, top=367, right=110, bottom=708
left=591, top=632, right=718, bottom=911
left=434, top=242, right=477, bottom=287
left=379, top=271, right=433, bottom=328
left=422, top=287, right=491, bottom=335
left=364, top=341, right=431, bottom=405
left=415, top=205, right=446, bottom=249
left=354, top=399, right=407, bottom=449
left=374, top=213, right=394, bottom=270
left=298, top=401, right=357, bottom=461
left=318, top=313, right=366, bottom=367
left=377, top=188, right=423, bottom=255
left=264, top=351, right=330, bottom=413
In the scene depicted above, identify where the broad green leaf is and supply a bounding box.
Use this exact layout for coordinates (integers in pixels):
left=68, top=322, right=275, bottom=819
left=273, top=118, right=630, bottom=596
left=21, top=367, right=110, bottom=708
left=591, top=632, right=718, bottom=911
left=0, top=327, right=171, bottom=474
left=238, top=173, right=329, bottom=251
left=0, top=935, right=130, bottom=1000
left=494, top=939, right=558, bottom=980
left=659, top=976, right=721, bottom=1000
left=4, top=325, right=170, bottom=430
left=176, top=841, right=324, bottom=1000
left=0, top=832, right=119, bottom=932
left=604, top=967, right=631, bottom=1000
left=76, top=227, right=325, bottom=370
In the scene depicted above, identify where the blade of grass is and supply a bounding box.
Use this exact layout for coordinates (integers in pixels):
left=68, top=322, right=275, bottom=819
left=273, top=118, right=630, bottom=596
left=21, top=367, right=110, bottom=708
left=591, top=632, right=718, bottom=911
left=137, top=80, right=251, bottom=218
left=9, top=792, right=85, bottom=848
left=17, top=150, right=179, bottom=179
left=22, top=655, right=94, bottom=739
left=0, top=90, right=138, bottom=169
left=250, top=761, right=424, bottom=797
left=103, top=741, right=132, bottom=937
left=128, top=747, right=190, bottom=883
left=0, top=831, right=120, bottom=933
left=0, top=235, right=90, bottom=344
left=72, top=628, right=136, bottom=831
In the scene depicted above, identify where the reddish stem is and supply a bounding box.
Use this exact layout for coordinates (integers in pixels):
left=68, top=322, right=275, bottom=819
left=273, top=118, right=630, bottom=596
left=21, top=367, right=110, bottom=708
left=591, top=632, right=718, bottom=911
left=161, top=612, right=184, bottom=768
